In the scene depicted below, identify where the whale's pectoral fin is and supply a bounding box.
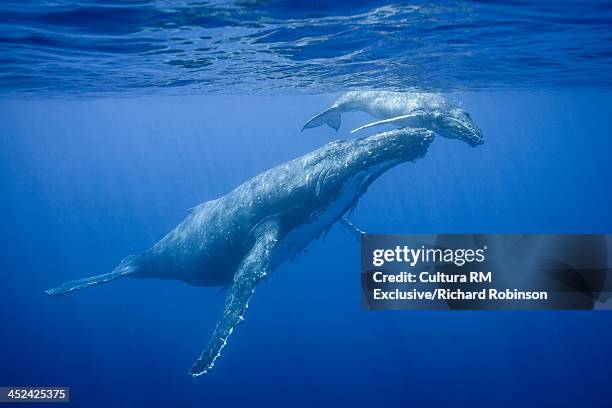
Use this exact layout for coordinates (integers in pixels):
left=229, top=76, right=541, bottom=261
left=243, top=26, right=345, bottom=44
left=340, top=217, right=366, bottom=241
left=189, top=219, right=280, bottom=377
left=302, top=107, right=341, bottom=132
left=350, top=112, right=427, bottom=134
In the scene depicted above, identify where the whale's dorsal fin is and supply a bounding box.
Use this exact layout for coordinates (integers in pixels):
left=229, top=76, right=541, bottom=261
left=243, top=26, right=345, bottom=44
left=187, top=199, right=217, bottom=214
left=189, top=218, right=280, bottom=377
left=350, top=112, right=428, bottom=134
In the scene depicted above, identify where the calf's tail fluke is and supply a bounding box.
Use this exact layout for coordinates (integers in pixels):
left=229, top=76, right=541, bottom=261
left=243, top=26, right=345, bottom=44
left=44, top=255, right=139, bottom=297
left=301, top=106, right=342, bottom=131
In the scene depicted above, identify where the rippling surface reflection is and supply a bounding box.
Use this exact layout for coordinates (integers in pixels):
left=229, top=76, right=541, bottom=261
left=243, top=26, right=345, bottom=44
left=1, top=0, right=611, bottom=96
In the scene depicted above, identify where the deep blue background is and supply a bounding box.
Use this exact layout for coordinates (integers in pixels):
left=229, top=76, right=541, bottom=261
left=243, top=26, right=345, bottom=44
left=1, top=92, right=611, bottom=406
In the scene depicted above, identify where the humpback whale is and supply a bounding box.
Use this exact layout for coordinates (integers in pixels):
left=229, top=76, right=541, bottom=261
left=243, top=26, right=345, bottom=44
left=302, top=91, right=484, bottom=147
left=45, top=127, right=440, bottom=377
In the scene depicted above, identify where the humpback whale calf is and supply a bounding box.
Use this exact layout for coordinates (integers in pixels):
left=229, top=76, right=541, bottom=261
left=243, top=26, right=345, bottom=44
left=45, top=127, right=440, bottom=377
left=302, top=91, right=484, bottom=147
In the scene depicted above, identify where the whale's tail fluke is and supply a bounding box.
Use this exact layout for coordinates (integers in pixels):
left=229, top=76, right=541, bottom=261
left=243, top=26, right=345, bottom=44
left=44, top=255, right=139, bottom=297
left=302, top=106, right=341, bottom=132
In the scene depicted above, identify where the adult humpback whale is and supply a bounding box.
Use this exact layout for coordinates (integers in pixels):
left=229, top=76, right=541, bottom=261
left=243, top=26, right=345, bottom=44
left=302, top=91, right=484, bottom=147
left=45, top=128, right=438, bottom=377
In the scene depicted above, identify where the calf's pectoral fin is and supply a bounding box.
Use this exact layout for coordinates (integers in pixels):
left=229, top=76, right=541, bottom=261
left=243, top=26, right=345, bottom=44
left=189, top=219, right=280, bottom=377
left=350, top=113, right=425, bottom=134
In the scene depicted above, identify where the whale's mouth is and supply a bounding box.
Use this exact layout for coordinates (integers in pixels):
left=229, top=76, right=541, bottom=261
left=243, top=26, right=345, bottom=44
left=440, top=115, right=485, bottom=147
left=458, top=123, right=485, bottom=147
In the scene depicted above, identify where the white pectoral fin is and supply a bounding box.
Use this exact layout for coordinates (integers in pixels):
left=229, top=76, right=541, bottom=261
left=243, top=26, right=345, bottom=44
left=350, top=113, right=423, bottom=134
left=189, top=219, right=280, bottom=377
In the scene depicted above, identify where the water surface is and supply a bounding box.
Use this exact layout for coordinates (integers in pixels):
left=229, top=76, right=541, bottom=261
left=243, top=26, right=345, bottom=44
left=1, top=0, right=611, bottom=96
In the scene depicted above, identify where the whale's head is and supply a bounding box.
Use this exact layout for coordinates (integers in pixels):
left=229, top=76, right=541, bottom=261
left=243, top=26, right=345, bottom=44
left=355, top=127, right=436, bottom=167
left=436, top=108, right=484, bottom=147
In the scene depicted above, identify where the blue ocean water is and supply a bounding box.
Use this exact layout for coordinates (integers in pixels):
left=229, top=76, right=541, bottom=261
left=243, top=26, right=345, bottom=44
left=1, top=1, right=612, bottom=407
left=1, top=0, right=612, bottom=95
